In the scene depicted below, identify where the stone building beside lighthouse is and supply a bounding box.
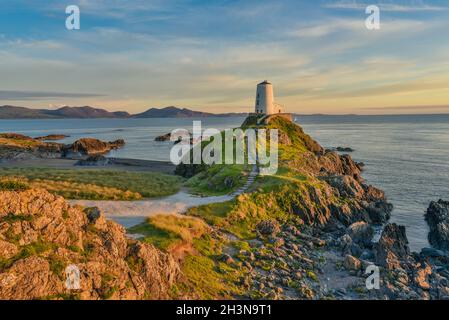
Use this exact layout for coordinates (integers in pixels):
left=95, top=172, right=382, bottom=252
left=255, top=80, right=284, bottom=115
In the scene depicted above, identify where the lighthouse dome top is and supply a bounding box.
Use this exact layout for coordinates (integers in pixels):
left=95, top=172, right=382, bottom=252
left=258, top=80, right=271, bottom=85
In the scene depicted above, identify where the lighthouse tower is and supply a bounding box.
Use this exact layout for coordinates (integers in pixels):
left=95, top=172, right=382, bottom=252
left=255, top=80, right=283, bottom=115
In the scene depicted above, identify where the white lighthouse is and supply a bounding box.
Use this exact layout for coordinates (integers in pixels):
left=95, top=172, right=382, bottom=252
left=255, top=80, right=284, bottom=115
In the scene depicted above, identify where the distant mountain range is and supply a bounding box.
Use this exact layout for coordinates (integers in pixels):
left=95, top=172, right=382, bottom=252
left=0, top=105, right=247, bottom=119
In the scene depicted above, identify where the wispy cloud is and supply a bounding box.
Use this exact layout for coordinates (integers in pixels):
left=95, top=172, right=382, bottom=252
left=324, top=0, right=449, bottom=12
left=290, top=17, right=432, bottom=38
left=0, top=90, right=104, bottom=101
left=0, top=1, right=448, bottom=114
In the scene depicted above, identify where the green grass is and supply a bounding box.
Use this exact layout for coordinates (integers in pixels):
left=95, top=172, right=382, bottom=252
left=0, top=213, right=33, bottom=223
left=175, top=235, right=245, bottom=299
left=0, top=134, right=42, bottom=149
left=128, top=214, right=245, bottom=299
left=186, top=164, right=249, bottom=196
left=188, top=201, right=233, bottom=226
left=0, top=240, right=56, bottom=271
left=0, top=179, right=30, bottom=191
left=0, top=168, right=183, bottom=200
left=128, top=214, right=208, bottom=250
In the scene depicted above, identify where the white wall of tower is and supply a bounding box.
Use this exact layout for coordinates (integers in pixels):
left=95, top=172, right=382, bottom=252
left=255, top=81, right=274, bottom=115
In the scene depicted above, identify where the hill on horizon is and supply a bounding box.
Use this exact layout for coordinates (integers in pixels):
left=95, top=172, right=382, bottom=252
left=0, top=105, right=247, bottom=119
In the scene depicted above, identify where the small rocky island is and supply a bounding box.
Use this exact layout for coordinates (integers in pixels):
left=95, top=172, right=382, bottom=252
left=0, top=133, right=125, bottom=160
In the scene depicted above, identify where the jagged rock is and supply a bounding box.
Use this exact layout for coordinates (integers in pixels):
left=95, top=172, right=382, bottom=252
left=155, top=133, right=172, bottom=142
left=363, top=185, right=386, bottom=202
left=220, top=254, right=235, bottom=265
left=0, top=240, right=18, bottom=259
left=346, top=221, right=374, bottom=246
left=344, top=255, right=361, bottom=271
left=0, top=133, right=125, bottom=160
left=35, top=135, right=69, bottom=141
left=257, top=220, right=281, bottom=237
left=420, top=247, right=449, bottom=259
left=75, top=155, right=110, bottom=166
left=64, top=138, right=125, bottom=157
left=366, top=201, right=393, bottom=224
left=327, top=147, right=355, bottom=153
left=0, top=189, right=179, bottom=300
left=425, top=200, right=449, bottom=251
left=339, top=234, right=353, bottom=254
left=374, top=224, right=410, bottom=269
left=325, top=175, right=365, bottom=199
left=319, top=152, right=362, bottom=181
left=278, top=130, right=292, bottom=146
left=414, top=263, right=432, bottom=290
left=336, top=147, right=354, bottom=152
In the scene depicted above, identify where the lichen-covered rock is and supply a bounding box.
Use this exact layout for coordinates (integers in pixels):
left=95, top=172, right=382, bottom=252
left=413, top=263, right=432, bottom=290
left=256, top=220, right=281, bottom=237
left=343, top=254, right=361, bottom=271
left=319, top=152, right=362, bottom=181
left=64, top=138, right=125, bottom=157
left=374, top=223, right=410, bottom=270
left=346, top=221, right=374, bottom=246
left=0, top=189, right=179, bottom=300
left=425, top=200, right=449, bottom=251
left=0, top=133, right=125, bottom=160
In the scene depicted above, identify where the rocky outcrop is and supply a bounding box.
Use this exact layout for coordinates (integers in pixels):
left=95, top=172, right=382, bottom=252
left=346, top=221, right=374, bottom=247
left=0, top=189, right=179, bottom=300
left=35, top=134, right=69, bottom=141
left=374, top=224, right=410, bottom=269
left=75, top=155, right=110, bottom=166
left=319, top=152, right=363, bottom=181
left=256, top=220, right=281, bottom=237
left=155, top=133, right=172, bottom=142
left=425, top=200, right=449, bottom=251
left=0, top=133, right=125, bottom=160
left=64, top=138, right=125, bottom=157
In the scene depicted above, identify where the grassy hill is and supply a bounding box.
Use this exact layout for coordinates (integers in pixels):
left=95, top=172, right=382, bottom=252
left=129, top=115, right=395, bottom=299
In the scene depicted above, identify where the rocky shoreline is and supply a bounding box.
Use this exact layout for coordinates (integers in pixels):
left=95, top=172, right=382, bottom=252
left=174, top=115, right=449, bottom=300
left=1, top=116, right=449, bottom=300
left=0, top=133, right=125, bottom=161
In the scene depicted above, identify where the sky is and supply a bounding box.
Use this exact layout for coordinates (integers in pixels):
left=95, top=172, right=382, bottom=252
left=0, top=0, right=449, bottom=115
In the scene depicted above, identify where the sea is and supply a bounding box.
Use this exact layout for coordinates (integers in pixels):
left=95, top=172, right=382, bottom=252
left=1, top=114, right=449, bottom=252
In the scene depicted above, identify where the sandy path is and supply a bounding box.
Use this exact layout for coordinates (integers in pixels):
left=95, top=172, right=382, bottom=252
left=69, top=165, right=258, bottom=228
left=69, top=191, right=233, bottom=228
left=69, top=191, right=233, bottom=217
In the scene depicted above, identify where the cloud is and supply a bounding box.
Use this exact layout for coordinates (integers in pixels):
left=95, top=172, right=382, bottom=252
left=324, top=1, right=449, bottom=12
left=362, top=104, right=449, bottom=111
left=0, top=90, right=104, bottom=101
left=290, top=17, right=432, bottom=38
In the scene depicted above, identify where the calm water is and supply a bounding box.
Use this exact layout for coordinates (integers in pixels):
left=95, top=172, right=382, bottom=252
left=1, top=114, right=449, bottom=252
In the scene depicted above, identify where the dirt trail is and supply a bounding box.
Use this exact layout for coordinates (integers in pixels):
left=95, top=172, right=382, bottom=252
left=69, top=165, right=259, bottom=228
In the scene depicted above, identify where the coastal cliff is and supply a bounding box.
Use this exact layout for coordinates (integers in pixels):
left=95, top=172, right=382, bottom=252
left=171, top=115, right=449, bottom=299
left=0, top=189, right=179, bottom=300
